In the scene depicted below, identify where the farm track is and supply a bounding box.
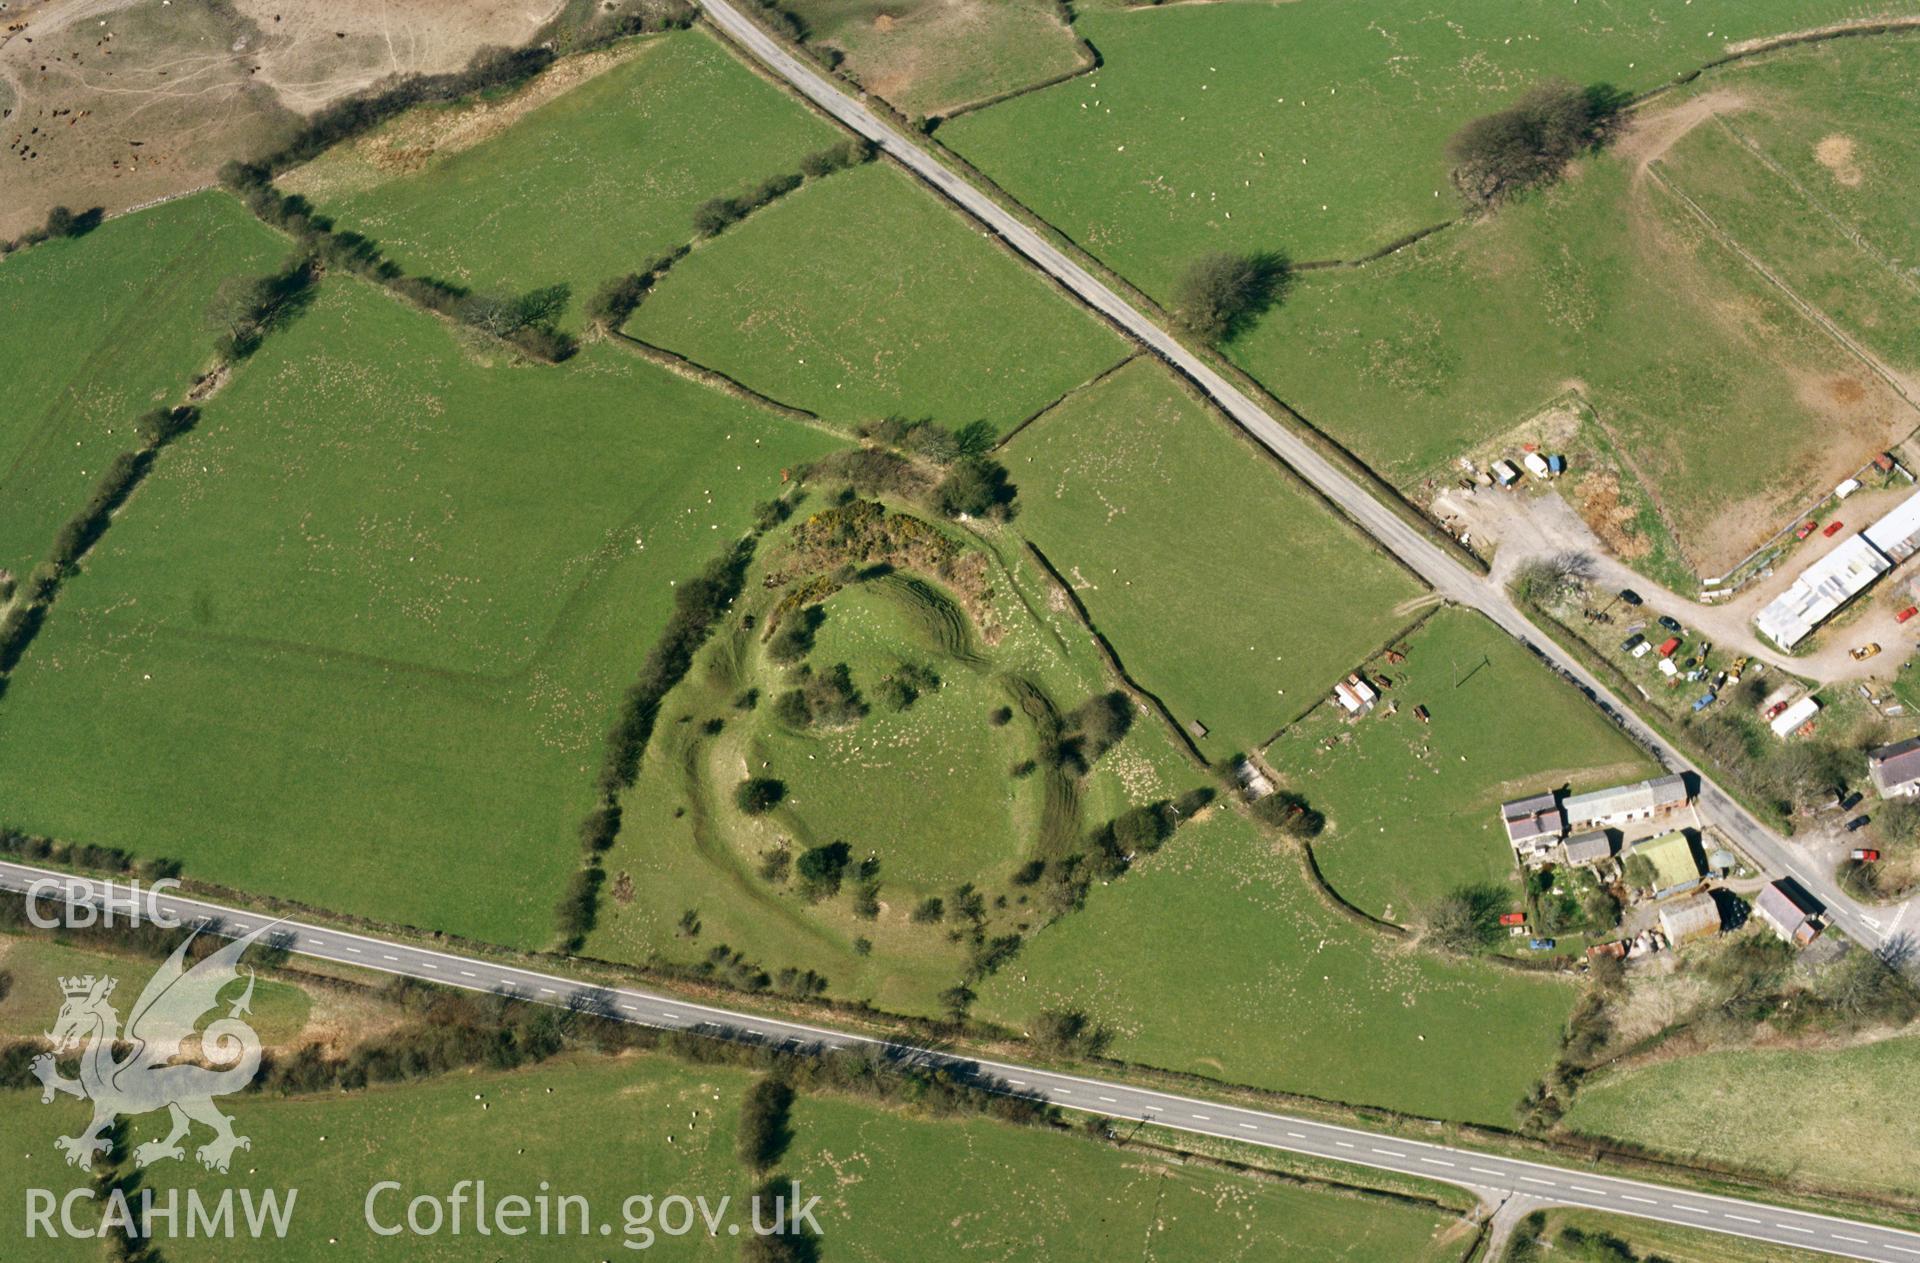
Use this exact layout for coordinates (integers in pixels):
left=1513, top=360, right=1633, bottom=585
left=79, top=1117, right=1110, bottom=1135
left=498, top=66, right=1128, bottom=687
left=1646, top=161, right=1920, bottom=417
left=1712, top=116, right=1920, bottom=303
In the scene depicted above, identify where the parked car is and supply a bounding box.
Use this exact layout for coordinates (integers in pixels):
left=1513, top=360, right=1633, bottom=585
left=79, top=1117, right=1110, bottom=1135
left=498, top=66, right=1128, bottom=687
left=1796, top=520, right=1819, bottom=540
left=1764, top=700, right=1790, bottom=720
left=1658, top=615, right=1682, bottom=633
left=1527, top=938, right=1556, bottom=952
left=1621, top=633, right=1645, bottom=653
left=1499, top=912, right=1527, bottom=927
left=1851, top=848, right=1882, bottom=862
left=1852, top=643, right=1882, bottom=661
left=1823, top=520, right=1846, bottom=538
left=1692, top=691, right=1717, bottom=712
left=1899, top=606, right=1918, bottom=624
left=1631, top=640, right=1653, bottom=659
left=1618, top=589, right=1643, bottom=606
left=1846, top=815, right=1872, bottom=832
left=1841, top=792, right=1863, bottom=811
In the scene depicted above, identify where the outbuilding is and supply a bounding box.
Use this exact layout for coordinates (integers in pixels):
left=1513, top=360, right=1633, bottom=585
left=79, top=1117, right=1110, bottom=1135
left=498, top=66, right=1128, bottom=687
left=1563, top=775, right=1690, bottom=831
left=1630, top=831, right=1703, bottom=898
left=1755, top=880, right=1823, bottom=947
left=1658, top=894, right=1722, bottom=945
left=1768, top=696, right=1822, bottom=739
left=1869, top=737, right=1920, bottom=798
left=1866, top=487, right=1920, bottom=565
left=1562, top=831, right=1614, bottom=867
left=1755, top=534, right=1891, bottom=649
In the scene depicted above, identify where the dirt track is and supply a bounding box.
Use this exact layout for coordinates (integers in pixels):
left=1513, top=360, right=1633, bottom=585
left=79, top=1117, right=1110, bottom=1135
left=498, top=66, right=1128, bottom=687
left=1450, top=481, right=1920, bottom=688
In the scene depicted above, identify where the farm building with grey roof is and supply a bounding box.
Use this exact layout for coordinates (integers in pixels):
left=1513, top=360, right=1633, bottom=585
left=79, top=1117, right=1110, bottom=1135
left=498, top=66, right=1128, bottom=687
left=1868, top=737, right=1920, bottom=799
left=1562, top=775, right=1689, bottom=831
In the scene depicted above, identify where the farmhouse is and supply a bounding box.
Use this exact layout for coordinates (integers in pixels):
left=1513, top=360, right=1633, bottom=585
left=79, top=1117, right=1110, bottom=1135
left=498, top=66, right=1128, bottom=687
left=1754, top=880, right=1823, bottom=947
left=1869, top=737, right=1920, bottom=799
left=1755, top=534, right=1891, bottom=649
left=1768, top=696, right=1822, bottom=739
left=1629, top=831, right=1702, bottom=899
left=1500, top=792, right=1565, bottom=859
left=1562, top=775, right=1689, bottom=831
left=1658, top=894, right=1722, bottom=946
left=1561, top=830, right=1613, bottom=866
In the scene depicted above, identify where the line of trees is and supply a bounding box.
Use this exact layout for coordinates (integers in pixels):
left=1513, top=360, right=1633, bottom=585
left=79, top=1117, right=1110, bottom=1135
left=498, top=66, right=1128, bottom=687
left=806, top=417, right=1018, bottom=522
left=558, top=535, right=764, bottom=949
left=208, top=255, right=321, bottom=361
left=252, top=46, right=560, bottom=176
left=1, top=203, right=104, bottom=257
left=0, top=405, right=202, bottom=677
left=586, top=247, right=688, bottom=329
left=218, top=165, right=578, bottom=362
left=694, top=138, right=876, bottom=237
left=737, top=1076, right=796, bottom=1170
left=537, top=0, right=699, bottom=55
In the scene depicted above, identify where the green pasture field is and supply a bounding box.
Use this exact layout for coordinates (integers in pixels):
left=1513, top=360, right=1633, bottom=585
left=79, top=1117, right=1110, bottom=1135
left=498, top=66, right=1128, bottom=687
left=0, top=192, right=288, bottom=582
left=627, top=161, right=1128, bottom=435
left=0, top=934, right=313, bottom=1047
left=791, top=1090, right=1470, bottom=1263
left=1563, top=1034, right=1920, bottom=1196
left=0, top=1055, right=756, bottom=1260
left=294, top=32, right=839, bottom=327
left=588, top=511, right=1163, bottom=1017
left=1505, top=1208, right=1833, bottom=1262
left=785, top=0, right=1089, bottom=117
left=0, top=276, right=841, bottom=947
left=1226, top=137, right=1912, bottom=579
left=1003, top=356, right=1425, bottom=755
left=977, top=802, right=1578, bottom=1128
left=1656, top=38, right=1920, bottom=376
left=1277, top=607, right=1656, bottom=926
left=0, top=1047, right=1471, bottom=1261
left=1705, top=34, right=1920, bottom=284
left=942, top=0, right=1884, bottom=300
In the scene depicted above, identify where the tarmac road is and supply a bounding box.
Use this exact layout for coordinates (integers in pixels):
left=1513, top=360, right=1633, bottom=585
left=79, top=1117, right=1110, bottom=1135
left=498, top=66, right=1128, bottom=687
left=695, top=0, right=1910, bottom=956
left=3, top=861, right=1916, bottom=1261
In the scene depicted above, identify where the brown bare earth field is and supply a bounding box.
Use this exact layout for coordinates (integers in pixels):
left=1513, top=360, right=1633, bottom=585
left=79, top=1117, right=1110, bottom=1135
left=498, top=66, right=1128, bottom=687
left=0, top=0, right=561, bottom=238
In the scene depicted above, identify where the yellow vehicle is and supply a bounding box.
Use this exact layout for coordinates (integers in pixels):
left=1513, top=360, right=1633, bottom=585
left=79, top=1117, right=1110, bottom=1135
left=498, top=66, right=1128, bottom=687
left=1851, top=643, right=1882, bottom=661
left=1728, top=655, right=1750, bottom=682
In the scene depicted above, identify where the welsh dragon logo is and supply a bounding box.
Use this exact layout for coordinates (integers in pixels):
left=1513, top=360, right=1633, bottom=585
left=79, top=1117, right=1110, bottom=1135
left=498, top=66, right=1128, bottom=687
left=32, top=924, right=273, bottom=1173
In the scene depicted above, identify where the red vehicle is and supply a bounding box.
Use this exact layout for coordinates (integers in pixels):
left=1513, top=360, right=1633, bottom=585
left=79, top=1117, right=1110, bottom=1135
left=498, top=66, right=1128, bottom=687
left=1852, top=848, right=1882, bottom=862
left=1657, top=637, right=1681, bottom=658
left=1823, top=520, right=1846, bottom=538
left=1764, top=700, right=1790, bottom=720
left=1499, top=912, right=1527, bottom=927
left=1795, top=521, right=1818, bottom=540
left=1898, top=606, right=1918, bottom=624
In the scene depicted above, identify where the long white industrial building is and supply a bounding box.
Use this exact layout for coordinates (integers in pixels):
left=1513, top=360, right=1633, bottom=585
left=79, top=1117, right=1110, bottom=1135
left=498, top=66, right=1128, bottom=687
left=1755, top=486, right=1920, bottom=649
